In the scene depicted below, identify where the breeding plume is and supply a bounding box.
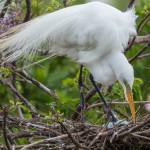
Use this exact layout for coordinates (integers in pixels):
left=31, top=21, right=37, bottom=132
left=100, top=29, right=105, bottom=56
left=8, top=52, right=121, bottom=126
left=0, top=2, right=137, bottom=123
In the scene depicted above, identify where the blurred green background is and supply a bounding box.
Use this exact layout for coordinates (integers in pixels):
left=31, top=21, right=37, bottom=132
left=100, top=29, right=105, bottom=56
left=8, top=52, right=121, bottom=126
left=0, top=0, right=149, bottom=123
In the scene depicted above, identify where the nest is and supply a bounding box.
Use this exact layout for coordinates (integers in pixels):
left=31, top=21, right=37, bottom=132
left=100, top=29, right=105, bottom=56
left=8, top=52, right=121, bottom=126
left=0, top=106, right=150, bottom=150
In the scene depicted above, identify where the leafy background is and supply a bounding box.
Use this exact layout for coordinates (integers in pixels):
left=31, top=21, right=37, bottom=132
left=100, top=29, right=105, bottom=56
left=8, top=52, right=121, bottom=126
left=0, top=0, right=149, bottom=124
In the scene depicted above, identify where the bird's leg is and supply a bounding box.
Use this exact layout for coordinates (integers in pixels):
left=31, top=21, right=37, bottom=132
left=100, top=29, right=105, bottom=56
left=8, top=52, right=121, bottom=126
left=78, top=65, right=85, bottom=122
left=89, top=74, right=118, bottom=123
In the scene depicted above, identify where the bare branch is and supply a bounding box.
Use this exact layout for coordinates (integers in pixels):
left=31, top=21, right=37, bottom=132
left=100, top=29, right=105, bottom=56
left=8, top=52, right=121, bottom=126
left=71, top=87, right=96, bottom=120
left=20, top=131, right=85, bottom=150
left=59, top=122, right=90, bottom=150
left=0, top=80, right=37, bottom=116
left=137, top=12, right=150, bottom=33
left=127, top=0, right=135, bottom=10
left=132, top=35, right=150, bottom=44
left=89, top=130, right=113, bottom=147
left=131, top=133, right=150, bottom=141
left=12, top=62, right=24, bottom=119
left=129, top=41, right=150, bottom=62
left=23, top=0, right=31, bottom=22
left=136, top=53, right=150, bottom=60
left=2, top=107, right=11, bottom=150
left=86, top=101, right=150, bottom=111
left=117, top=117, right=150, bottom=138
left=17, top=69, right=59, bottom=103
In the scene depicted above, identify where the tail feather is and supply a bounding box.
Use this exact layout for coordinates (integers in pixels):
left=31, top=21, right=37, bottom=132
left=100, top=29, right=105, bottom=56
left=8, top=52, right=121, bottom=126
left=0, top=2, right=137, bottom=64
left=0, top=5, right=79, bottom=63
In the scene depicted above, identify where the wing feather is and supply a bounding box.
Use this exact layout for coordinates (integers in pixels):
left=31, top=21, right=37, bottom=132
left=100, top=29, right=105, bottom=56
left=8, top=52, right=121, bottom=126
left=0, top=2, right=137, bottom=64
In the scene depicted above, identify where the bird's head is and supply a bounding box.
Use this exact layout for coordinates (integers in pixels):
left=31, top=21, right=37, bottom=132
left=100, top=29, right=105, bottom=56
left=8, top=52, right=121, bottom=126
left=110, top=52, right=136, bottom=124
left=123, top=80, right=135, bottom=124
left=117, top=64, right=136, bottom=124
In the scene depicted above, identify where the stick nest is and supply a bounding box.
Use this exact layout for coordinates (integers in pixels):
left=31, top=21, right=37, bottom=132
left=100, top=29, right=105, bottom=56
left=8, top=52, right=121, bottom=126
left=0, top=107, right=150, bottom=150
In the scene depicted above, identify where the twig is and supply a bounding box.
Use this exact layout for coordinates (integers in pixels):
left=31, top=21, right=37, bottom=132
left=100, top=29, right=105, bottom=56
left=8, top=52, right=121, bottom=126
left=62, top=0, right=67, bottom=7
left=20, top=134, right=68, bottom=150
left=135, top=53, right=150, bottom=60
left=23, top=0, right=31, bottom=22
left=7, top=117, right=53, bottom=131
left=17, top=70, right=59, bottom=103
left=2, top=106, right=11, bottom=150
left=137, top=12, right=150, bottom=33
left=20, top=131, right=85, bottom=150
left=50, top=107, right=90, bottom=149
left=0, top=80, right=37, bottom=117
left=135, top=129, right=150, bottom=135
left=131, top=133, right=150, bottom=141
left=129, top=41, right=150, bottom=62
left=9, top=131, right=57, bottom=139
left=114, top=109, right=129, bottom=119
left=0, top=0, right=12, bottom=18
left=59, top=122, right=90, bottom=150
left=127, top=0, right=135, bottom=9
left=132, top=35, right=150, bottom=44
left=102, top=135, right=108, bottom=150
left=88, top=130, right=113, bottom=147
left=5, top=127, right=16, bottom=147
left=117, top=117, right=150, bottom=138
left=86, top=101, right=150, bottom=111
left=0, top=142, right=7, bottom=150
left=71, top=87, right=96, bottom=120
left=12, top=62, right=24, bottom=119
left=14, top=144, right=58, bottom=149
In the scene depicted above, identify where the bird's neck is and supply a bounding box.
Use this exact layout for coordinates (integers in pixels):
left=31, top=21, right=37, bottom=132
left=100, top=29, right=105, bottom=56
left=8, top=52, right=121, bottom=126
left=85, top=52, right=134, bottom=88
left=109, top=52, right=134, bottom=88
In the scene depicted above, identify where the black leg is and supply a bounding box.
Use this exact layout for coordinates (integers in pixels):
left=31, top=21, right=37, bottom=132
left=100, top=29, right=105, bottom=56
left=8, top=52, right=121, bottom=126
left=78, top=65, right=85, bottom=122
left=89, top=74, right=118, bottom=123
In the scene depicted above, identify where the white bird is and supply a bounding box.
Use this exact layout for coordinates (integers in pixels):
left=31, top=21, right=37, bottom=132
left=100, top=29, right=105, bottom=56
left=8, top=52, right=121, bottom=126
left=0, top=1, right=137, bottom=123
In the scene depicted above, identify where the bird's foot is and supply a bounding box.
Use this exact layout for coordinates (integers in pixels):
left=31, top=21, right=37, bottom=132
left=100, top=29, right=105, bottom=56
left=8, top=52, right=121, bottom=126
left=106, top=120, right=129, bottom=129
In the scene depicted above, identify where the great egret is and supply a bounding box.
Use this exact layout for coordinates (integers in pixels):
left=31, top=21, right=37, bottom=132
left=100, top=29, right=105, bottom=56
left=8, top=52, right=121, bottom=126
left=0, top=1, right=136, bottom=124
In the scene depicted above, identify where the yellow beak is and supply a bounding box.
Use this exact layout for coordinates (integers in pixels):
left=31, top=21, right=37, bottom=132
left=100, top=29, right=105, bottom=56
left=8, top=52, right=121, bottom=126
left=126, top=87, right=136, bottom=125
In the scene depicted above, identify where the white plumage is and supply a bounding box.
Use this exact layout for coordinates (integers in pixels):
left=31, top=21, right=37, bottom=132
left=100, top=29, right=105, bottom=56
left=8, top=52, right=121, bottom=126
left=0, top=1, right=137, bottom=123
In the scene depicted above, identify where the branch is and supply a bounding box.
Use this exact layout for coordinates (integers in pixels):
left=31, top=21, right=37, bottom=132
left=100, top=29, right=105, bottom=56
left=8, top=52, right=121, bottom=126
left=62, top=0, right=67, bottom=7
left=59, top=122, right=90, bottom=150
left=135, top=53, right=150, bottom=60
left=23, top=0, right=31, bottom=22
left=132, top=35, right=150, bottom=44
left=89, top=129, right=114, bottom=147
left=126, top=0, right=135, bottom=10
left=2, top=107, right=11, bottom=150
left=131, top=133, right=150, bottom=141
left=17, top=69, right=59, bottom=103
left=86, top=101, right=150, bottom=111
left=12, top=62, right=24, bottom=119
left=0, top=80, right=37, bottom=117
left=129, top=41, right=150, bottom=62
left=20, top=131, right=85, bottom=150
left=117, top=117, right=150, bottom=138
left=137, top=12, right=150, bottom=33
left=9, top=131, right=56, bottom=139
left=14, top=144, right=58, bottom=149
left=71, top=87, right=96, bottom=120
